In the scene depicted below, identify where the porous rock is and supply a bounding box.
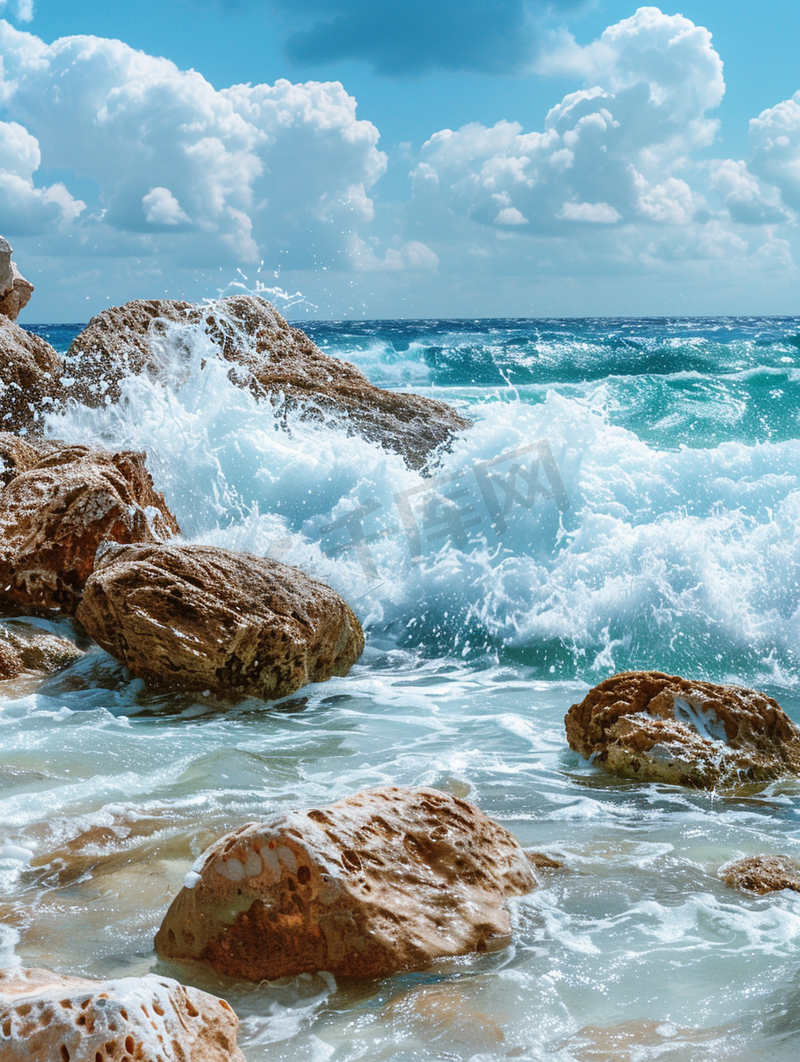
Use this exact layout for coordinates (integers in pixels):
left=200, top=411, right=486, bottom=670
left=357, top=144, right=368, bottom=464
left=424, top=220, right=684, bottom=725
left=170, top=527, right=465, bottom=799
left=154, top=786, right=538, bottom=980
left=565, top=671, right=800, bottom=787
left=0, top=317, right=63, bottom=432
left=67, top=296, right=471, bottom=469
left=0, top=263, right=34, bottom=322
left=0, top=435, right=180, bottom=615
left=76, top=542, right=364, bottom=699
left=0, top=966, right=245, bottom=1062
left=720, top=854, right=800, bottom=895
left=0, top=620, right=83, bottom=681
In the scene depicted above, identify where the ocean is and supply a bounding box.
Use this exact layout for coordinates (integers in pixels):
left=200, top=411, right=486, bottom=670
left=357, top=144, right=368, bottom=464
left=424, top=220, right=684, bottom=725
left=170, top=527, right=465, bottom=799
left=2, top=313, right=800, bottom=1060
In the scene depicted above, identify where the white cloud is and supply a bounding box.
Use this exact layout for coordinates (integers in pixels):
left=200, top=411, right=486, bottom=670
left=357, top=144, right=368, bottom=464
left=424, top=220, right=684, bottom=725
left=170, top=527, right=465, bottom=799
left=0, top=18, right=386, bottom=268
left=0, top=1, right=33, bottom=23
left=748, top=91, right=800, bottom=213
left=559, top=201, right=620, bottom=223
left=0, top=120, right=85, bottom=234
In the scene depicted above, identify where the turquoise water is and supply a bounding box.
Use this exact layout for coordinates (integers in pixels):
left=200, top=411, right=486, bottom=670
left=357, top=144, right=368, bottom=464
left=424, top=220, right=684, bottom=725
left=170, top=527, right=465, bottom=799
left=3, top=313, right=800, bottom=1060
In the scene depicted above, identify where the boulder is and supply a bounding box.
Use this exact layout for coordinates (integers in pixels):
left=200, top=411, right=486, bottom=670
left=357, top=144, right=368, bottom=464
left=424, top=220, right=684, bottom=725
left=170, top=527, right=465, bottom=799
left=154, top=786, right=538, bottom=981
left=0, top=263, right=34, bottom=322
left=720, top=854, right=800, bottom=895
left=564, top=671, right=800, bottom=787
left=66, top=296, right=471, bottom=469
left=0, top=436, right=180, bottom=615
left=0, top=967, right=246, bottom=1062
left=0, top=237, right=12, bottom=297
left=76, top=542, right=364, bottom=700
left=0, top=620, right=83, bottom=681
left=0, top=317, right=63, bottom=432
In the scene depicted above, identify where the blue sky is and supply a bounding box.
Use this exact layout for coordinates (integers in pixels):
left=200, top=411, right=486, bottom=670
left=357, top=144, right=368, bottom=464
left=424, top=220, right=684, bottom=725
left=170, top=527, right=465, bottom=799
left=1, top=0, right=799, bottom=320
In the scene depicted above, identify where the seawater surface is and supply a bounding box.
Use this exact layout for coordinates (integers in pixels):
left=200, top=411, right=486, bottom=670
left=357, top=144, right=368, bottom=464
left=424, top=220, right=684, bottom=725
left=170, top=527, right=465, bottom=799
left=2, top=314, right=800, bottom=1061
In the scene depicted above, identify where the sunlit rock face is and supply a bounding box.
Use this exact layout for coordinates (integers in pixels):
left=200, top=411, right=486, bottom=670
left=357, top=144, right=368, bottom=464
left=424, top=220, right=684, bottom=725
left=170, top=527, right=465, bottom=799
left=0, top=967, right=246, bottom=1062
left=0, top=435, right=180, bottom=615
left=76, top=542, right=365, bottom=700
left=720, top=854, right=800, bottom=895
left=155, top=786, right=538, bottom=980
left=0, top=238, right=33, bottom=322
left=0, top=318, right=63, bottom=432
left=66, top=295, right=471, bottom=469
left=565, top=670, right=800, bottom=787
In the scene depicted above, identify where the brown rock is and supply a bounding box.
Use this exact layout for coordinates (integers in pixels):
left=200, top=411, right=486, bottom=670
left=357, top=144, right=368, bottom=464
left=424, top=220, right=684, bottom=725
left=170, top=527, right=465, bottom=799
left=0, top=317, right=63, bottom=432
left=76, top=542, right=364, bottom=699
left=0, top=437, right=180, bottom=615
left=154, top=785, right=538, bottom=981
left=0, top=237, right=12, bottom=297
left=720, top=854, right=800, bottom=895
left=67, top=296, right=471, bottom=469
left=565, top=671, right=800, bottom=787
left=554, top=1018, right=724, bottom=1060
left=0, top=967, right=246, bottom=1062
left=0, top=263, right=34, bottom=322
left=0, top=620, right=83, bottom=681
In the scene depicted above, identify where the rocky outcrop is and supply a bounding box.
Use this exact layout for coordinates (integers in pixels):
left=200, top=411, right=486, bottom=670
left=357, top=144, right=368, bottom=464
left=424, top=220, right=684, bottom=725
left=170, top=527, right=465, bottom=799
left=154, top=786, right=538, bottom=980
left=0, top=237, right=12, bottom=298
left=0, top=263, right=34, bottom=322
left=565, top=671, right=800, bottom=787
left=0, top=435, right=180, bottom=615
left=76, top=542, right=364, bottom=700
left=720, top=854, right=800, bottom=895
left=0, top=620, right=83, bottom=681
left=0, top=967, right=246, bottom=1062
left=66, top=296, right=471, bottom=468
left=0, top=317, right=63, bottom=432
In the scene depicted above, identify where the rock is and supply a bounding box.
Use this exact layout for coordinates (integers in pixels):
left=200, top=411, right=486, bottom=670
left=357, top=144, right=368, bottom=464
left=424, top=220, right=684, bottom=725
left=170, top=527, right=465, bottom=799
left=720, top=854, right=800, bottom=895
left=0, top=263, right=34, bottom=322
left=0, top=966, right=246, bottom=1062
left=0, top=317, right=63, bottom=432
left=67, top=296, right=471, bottom=469
left=76, top=542, right=364, bottom=700
left=0, top=436, right=180, bottom=615
left=0, top=620, right=84, bottom=681
left=564, top=671, right=800, bottom=787
left=381, top=984, right=506, bottom=1052
left=154, top=785, right=538, bottom=981
left=554, top=1018, right=723, bottom=1060
left=0, top=237, right=12, bottom=298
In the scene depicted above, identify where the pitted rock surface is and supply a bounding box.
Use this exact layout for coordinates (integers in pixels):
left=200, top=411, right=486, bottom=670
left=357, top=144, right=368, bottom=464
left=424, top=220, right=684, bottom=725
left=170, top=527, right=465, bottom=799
left=720, top=854, right=800, bottom=895
left=0, top=262, right=34, bottom=321
left=0, top=620, right=83, bottom=681
left=0, top=317, right=63, bottom=432
left=0, top=967, right=245, bottom=1062
left=565, top=671, right=800, bottom=787
left=154, top=786, right=538, bottom=980
left=67, top=295, right=471, bottom=469
left=0, top=437, right=180, bottom=615
left=76, top=542, right=364, bottom=700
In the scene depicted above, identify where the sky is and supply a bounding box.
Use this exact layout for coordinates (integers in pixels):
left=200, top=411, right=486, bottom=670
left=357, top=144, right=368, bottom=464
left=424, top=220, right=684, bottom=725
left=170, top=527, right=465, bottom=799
left=1, top=0, right=799, bottom=321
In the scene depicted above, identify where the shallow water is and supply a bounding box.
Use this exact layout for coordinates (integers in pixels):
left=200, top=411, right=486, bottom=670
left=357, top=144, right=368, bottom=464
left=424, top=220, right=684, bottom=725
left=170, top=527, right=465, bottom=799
left=4, top=313, right=800, bottom=1060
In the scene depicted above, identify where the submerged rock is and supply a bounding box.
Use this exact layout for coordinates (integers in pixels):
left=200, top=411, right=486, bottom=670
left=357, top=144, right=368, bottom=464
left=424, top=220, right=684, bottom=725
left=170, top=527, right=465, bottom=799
left=0, top=967, right=245, bottom=1062
left=0, top=317, right=63, bottom=432
left=565, top=671, right=800, bottom=787
left=0, top=436, right=180, bottom=615
left=67, top=295, right=471, bottom=469
left=76, top=542, right=364, bottom=700
left=720, top=854, right=800, bottom=895
left=0, top=620, right=84, bottom=681
left=155, top=786, right=538, bottom=980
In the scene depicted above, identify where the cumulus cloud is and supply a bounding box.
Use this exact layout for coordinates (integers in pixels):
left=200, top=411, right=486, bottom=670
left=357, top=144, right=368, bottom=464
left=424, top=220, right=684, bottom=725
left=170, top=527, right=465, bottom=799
left=0, top=17, right=387, bottom=267
left=0, top=120, right=85, bottom=234
left=402, top=6, right=795, bottom=278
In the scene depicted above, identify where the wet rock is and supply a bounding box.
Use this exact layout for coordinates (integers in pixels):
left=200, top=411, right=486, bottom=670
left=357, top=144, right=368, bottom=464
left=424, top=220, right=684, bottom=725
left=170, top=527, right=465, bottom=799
left=0, top=263, right=34, bottom=322
left=67, top=296, right=471, bottom=469
left=554, top=1018, right=724, bottom=1060
left=76, top=542, right=364, bottom=700
left=0, top=620, right=83, bottom=681
left=0, top=317, right=63, bottom=432
left=565, top=671, right=800, bottom=787
left=720, top=854, right=800, bottom=895
left=381, top=984, right=506, bottom=1053
left=154, top=785, right=538, bottom=981
left=0, top=967, right=246, bottom=1062
left=0, top=436, right=180, bottom=615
